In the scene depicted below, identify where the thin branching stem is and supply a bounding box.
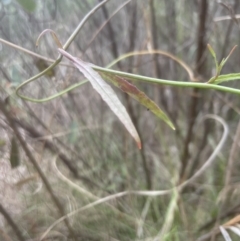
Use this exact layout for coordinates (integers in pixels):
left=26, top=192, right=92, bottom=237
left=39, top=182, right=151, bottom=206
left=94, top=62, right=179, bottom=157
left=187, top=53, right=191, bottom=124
left=40, top=114, right=228, bottom=240
left=63, top=0, right=110, bottom=50
left=15, top=0, right=110, bottom=102
left=16, top=62, right=240, bottom=102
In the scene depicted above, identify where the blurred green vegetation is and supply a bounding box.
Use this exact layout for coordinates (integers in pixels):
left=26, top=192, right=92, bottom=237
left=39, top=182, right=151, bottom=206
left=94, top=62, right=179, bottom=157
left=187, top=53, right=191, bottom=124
left=1, top=0, right=240, bottom=240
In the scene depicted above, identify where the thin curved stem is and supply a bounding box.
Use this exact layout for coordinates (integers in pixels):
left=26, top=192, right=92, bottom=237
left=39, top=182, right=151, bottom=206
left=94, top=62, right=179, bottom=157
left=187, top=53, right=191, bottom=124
left=6, top=0, right=240, bottom=102
left=106, top=50, right=196, bottom=81
left=15, top=0, right=110, bottom=102
left=63, top=0, right=110, bottom=50
left=40, top=115, right=228, bottom=240
left=16, top=63, right=240, bottom=102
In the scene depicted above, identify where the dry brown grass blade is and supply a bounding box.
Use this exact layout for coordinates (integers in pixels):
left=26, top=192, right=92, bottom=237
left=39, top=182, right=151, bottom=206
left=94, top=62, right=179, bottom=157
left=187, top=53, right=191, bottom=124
left=223, top=214, right=240, bottom=227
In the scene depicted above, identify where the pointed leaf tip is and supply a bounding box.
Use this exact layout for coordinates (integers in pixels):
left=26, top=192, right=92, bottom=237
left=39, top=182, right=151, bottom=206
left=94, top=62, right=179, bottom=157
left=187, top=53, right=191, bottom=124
left=207, top=44, right=216, bottom=58
left=58, top=48, right=141, bottom=148
left=101, top=74, right=175, bottom=130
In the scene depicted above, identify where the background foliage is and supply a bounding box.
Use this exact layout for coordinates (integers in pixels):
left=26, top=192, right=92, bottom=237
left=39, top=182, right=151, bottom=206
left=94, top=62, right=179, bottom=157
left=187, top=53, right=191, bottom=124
left=1, top=0, right=240, bottom=240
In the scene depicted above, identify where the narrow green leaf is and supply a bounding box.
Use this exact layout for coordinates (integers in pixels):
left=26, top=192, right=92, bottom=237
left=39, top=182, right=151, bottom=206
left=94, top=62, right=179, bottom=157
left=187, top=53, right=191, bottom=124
left=101, top=74, right=175, bottom=130
left=218, top=58, right=225, bottom=73
left=208, top=45, right=237, bottom=84
left=209, top=73, right=240, bottom=85
left=58, top=48, right=141, bottom=149
left=207, top=44, right=218, bottom=71
left=16, top=0, right=36, bottom=12
left=9, top=136, right=20, bottom=168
